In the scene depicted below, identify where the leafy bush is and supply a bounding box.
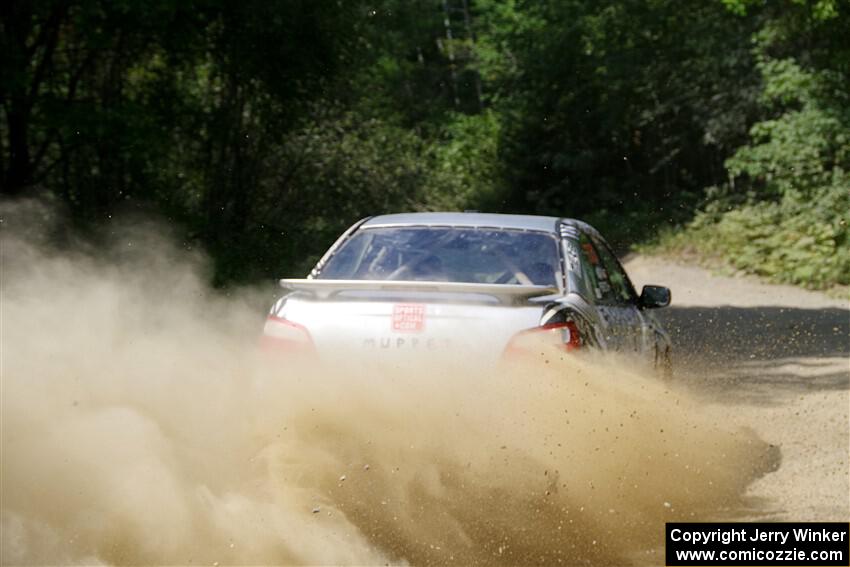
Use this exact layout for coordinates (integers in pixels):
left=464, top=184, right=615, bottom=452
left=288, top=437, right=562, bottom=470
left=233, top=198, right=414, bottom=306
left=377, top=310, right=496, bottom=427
left=679, top=182, right=849, bottom=288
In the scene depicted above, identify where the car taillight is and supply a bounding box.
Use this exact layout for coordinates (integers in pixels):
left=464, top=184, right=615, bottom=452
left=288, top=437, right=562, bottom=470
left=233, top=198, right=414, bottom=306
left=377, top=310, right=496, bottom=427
left=260, top=316, right=314, bottom=353
left=502, top=320, right=582, bottom=359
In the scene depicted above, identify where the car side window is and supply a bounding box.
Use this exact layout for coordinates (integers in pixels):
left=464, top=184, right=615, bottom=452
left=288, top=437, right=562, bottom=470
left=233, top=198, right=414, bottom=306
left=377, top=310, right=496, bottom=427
left=578, top=233, right=616, bottom=304
left=591, top=236, right=637, bottom=304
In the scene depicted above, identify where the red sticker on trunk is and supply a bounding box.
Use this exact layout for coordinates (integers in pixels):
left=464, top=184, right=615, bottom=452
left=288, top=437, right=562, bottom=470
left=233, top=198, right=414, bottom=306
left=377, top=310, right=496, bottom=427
left=392, top=304, right=425, bottom=332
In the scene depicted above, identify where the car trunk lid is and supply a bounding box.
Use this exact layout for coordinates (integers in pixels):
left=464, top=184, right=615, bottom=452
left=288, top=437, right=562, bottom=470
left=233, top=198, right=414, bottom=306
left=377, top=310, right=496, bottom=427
left=267, top=279, right=559, bottom=362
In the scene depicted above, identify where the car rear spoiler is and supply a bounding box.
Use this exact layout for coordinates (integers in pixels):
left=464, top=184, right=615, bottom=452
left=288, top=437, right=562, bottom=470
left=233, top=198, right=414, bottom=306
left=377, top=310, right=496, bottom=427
left=279, top=279, right=559, bottom=305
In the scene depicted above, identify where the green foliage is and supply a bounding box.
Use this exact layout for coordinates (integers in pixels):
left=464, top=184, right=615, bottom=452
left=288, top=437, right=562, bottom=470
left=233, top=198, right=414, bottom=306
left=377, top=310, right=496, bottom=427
left=677, top=182, right=849, bottom=288
left=722, top=0, right=840, bottom=21
left=660, top=1, right=850, bottom=290
left=192, top=106, right=502, bottom=281
left=426, top=110, right=503, bottom=210
left=480, top=0, right=760, bottom=238
left=1, top=0, right=846, bottom=288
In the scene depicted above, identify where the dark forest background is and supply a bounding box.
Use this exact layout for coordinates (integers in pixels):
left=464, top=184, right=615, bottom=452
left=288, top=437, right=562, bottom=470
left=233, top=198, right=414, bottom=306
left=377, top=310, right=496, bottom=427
left=2, top=0, right=847, bottom=287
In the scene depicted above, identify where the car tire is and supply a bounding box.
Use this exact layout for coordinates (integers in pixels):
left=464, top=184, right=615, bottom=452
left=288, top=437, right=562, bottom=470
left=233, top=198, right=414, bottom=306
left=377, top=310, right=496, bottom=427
left=656, top=344, right=673, bottom=380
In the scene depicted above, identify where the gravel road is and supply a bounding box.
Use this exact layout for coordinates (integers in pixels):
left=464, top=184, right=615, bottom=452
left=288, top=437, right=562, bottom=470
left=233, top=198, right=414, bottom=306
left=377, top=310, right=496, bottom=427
left=624, top=255, right=849, bottom=521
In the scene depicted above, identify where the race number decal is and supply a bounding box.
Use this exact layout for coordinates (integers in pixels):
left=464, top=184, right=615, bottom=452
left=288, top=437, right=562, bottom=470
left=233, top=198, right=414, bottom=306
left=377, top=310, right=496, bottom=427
left=392, top=304, right=426, bottom=332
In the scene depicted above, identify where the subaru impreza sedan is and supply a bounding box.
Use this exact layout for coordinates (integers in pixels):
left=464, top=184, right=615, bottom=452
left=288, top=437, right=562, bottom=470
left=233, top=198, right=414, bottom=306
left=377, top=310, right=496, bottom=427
left=262, top=212, right=672, bottom=374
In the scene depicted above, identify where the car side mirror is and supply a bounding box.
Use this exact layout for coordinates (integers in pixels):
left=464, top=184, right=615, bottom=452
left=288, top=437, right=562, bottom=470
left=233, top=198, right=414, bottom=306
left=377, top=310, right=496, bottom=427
left=639, top=285, right=671, bottom=309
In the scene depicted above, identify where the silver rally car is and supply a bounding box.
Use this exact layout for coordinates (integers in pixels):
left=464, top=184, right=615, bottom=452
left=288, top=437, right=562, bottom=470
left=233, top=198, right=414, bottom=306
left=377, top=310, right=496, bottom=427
left=262, top=212, right=672, bottom=372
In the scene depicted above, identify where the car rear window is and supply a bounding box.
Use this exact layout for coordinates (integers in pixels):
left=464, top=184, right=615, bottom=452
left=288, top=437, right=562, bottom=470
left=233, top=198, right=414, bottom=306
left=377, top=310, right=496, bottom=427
left=317, top=226, right=561, bottom=286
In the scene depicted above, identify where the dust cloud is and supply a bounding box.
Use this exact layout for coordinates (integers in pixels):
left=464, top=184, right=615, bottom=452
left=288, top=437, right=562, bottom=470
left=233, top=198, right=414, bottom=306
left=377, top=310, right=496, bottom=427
left=1, top=202, right=777, bottom=566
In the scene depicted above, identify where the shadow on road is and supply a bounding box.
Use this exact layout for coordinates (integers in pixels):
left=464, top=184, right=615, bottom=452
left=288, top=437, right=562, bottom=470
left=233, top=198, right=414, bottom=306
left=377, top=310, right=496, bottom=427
left=656, top=306, right=849, bottom=405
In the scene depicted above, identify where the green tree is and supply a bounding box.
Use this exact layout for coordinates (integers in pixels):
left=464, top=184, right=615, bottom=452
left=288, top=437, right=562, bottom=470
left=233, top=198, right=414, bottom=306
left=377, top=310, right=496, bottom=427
left=471, top=0, right=762, bottom=246
left=680, top=0, right=849, bottom=288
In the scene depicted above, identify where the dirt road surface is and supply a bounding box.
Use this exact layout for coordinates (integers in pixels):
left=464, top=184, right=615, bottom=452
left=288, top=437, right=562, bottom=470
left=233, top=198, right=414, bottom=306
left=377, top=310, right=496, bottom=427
left=624, top=255, right=850, bottom=521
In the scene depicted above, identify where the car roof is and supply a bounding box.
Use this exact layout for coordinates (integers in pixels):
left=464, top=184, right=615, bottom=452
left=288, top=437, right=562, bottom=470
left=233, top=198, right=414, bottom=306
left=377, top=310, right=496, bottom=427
left=360, top=212, right=567, bottom=233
